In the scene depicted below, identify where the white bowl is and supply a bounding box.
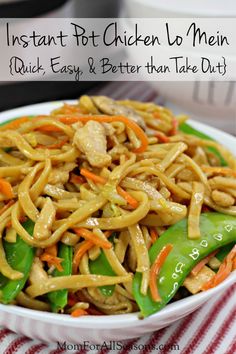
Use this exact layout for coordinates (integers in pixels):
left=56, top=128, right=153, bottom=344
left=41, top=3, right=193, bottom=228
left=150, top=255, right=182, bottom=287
left=0, top=101, right=235, bottom=344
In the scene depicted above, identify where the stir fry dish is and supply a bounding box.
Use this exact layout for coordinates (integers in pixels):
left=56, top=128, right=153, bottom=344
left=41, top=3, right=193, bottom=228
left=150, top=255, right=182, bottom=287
left=0, top=95, right=235, bottom=318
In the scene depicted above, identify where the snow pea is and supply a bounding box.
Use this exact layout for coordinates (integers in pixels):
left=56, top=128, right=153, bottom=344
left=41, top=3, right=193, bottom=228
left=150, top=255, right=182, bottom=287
left=133, top=212, right=236, bottom=317
left=89, top=233, right=117, bottom=297
left=48, top=243, right=73, bottom=313
left=0, top=219, right=35, bottom=304
left=216, top=242, right=235, bottom=262
left=90, top=250, right=116, bottom=297
left=179, top=122, right=227, bottom=166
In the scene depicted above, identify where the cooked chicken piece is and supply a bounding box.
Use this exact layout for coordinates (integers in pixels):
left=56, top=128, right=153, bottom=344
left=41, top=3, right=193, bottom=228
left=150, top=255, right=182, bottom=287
left=48, top=162, right=76, bottom=185
left=183, top=265, right=215, bottom=294
left=73, top=120, right=111, bottom=168
left=92, top=96, right=146, bottom=130
left=29, top=257, right=48, bottom=284
left=33, top=198, right=56, bottom=240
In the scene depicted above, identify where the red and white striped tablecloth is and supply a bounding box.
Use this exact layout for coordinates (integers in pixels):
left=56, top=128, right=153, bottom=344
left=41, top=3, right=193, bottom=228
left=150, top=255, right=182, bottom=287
left=0, top=82, right=235, bottom=354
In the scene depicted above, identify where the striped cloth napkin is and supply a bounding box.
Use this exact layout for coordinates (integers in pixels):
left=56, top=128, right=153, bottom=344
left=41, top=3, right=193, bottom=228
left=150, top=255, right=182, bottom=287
left=0, top=82, right=235, bottom=354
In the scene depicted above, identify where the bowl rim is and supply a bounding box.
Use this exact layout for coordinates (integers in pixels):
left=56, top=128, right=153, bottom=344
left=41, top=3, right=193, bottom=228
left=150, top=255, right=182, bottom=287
left=0, top=272, right=235, bottom=328
left=0, top=100, right=235, bottom=329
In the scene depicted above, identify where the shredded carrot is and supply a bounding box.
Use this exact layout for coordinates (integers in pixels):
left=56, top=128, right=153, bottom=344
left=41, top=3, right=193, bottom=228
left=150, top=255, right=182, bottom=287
left=0, top=200, right=14, bottom=216
left=201, top=166, right=236, bottom=178
left=36, top=125, right=62, bottom=132
left=80, top=168, right=107, bottom=185
left=233, top=257, right=236, bottom=270
left=150, top=228, right=158, bottom=244
left=169, top=118, right=179, bottom=136
left=56, top=103, right=83, bottom=115
left=149, top=244, right=173, bottom=302
left=155, top=132, right=170, bottom=143
left=0, top=178, right=14, bottom=199
left=6, top=220, right=11, bottom=229
left=72, top=240, right=93, bottom=273
left=70, top=174, right=85, bottom=185
left=104, top=230, right=113, bottom=238
left=191, top=250, right=218, bottom=276
left=202, top=245, right=236, bottom=291
left=37, top=138, right=68, bottom=149
left=153, top=112, right=161, bottom=119
left=40, top=253, right=63, bottom=272
left=71, top=308, right=88, bottom=317
left=0, top=116, right=30, bottom=131
left=44, top=244, right=57, bottom=257
left=209, top=245, right=236, bottom=287
left=73, top=228, right=112, bottom=249
left=58, top=116, right=82, bottom=125
left=58, top=115, right=148, bottom=153
left=80, top=169, right=139, bottom=208
left=116, top=186, right=139, bottom=209
left=32, top=115, right=48, bottom=121
left=33, top=115, right=62, bottom=132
